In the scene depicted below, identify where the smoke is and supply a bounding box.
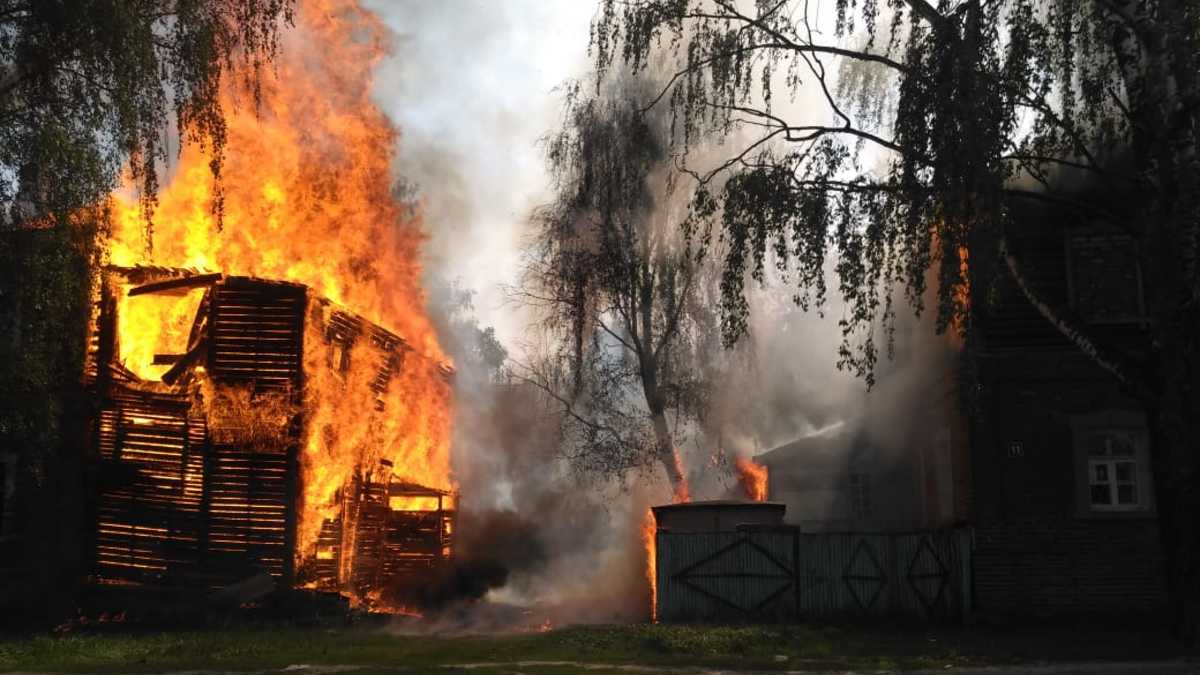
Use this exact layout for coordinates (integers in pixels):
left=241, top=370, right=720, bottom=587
left=355, top=0, right=682, bottom=625
left=360, top=0, right=962, bottom=624
left=364, top=0, right=593, bottom=348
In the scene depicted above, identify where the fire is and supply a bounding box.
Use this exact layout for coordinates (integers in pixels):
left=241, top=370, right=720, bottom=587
left=733, top=456, right=768, bottom=501
left=932, top=225, right=970, bottom=347
left=644, top=450, right=691, bottom=622
left=104, top=0, right=453, bottom=566
left=642, top=508, right=657, bottom=622
left=670, top=448, right=691, bottom=504
left=950, top=244, right=970, bottom=344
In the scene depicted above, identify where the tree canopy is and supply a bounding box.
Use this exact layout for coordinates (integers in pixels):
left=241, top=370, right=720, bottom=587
left=0, top=0, right=294, bottom=228
left=591, top=0, right=1198, bottom=388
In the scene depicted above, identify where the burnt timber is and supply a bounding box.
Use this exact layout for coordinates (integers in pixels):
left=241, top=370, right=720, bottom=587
left=87, top=267, right=455, bottom=598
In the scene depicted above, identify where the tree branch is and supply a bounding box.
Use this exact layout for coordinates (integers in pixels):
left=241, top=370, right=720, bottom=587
left=654, top=266, right=694, bottom=362
left=1000, top=234, right=1153, bottom=400
left=508, top=363, right=631, bottom=445
left=903, top=0, right=952, bottom=31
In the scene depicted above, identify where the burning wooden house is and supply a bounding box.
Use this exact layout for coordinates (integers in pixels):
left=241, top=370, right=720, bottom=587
left=85, top=266, right=455, bottom=603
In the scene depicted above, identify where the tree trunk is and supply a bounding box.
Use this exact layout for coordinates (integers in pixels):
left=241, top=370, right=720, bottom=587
left=639, top=352, right=687, bottom=500
left=1147, top=317, right=1200, bottom=642
left=650, top=408, right=686, bottom=499
left=1150, top=412, right=1200, bottom=642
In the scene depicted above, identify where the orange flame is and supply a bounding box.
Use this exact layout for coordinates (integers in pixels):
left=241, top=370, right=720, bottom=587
left=670, top=448, right=691, bottom=504
left=642, top=508, right=657, bottom=622
left=733, top=456, right=768, bottom=501
left=644, top=449, right=691, bottom=622
left=950, top=244, right=970, bottom=346
left=105, top=0, right=453, bottom=565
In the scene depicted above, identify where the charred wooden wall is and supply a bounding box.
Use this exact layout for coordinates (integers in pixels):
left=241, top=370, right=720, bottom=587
left=89, top=270, right=455, bottom=599
left=309, top=475, right=455, bottom=596
left=91, top=274, right=304, bottom=588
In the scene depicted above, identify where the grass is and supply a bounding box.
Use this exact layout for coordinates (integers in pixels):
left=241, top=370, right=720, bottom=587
left=0, top=621, right=1194, bottom=673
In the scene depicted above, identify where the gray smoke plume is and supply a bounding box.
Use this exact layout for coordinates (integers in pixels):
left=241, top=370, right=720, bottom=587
left=363, top=0, right=961, bottom=624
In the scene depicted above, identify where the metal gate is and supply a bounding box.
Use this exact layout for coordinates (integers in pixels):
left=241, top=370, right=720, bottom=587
left=655, top=528, right=972, bottom=622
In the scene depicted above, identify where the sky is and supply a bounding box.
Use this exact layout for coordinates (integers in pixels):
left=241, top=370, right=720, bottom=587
left=364, top=1, right=597, bottom=346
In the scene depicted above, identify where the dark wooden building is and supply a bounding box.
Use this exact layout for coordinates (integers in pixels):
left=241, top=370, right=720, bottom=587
left=968, top=206, right=1167, bottom=618
left=758, top=201, right=1167, bottom=620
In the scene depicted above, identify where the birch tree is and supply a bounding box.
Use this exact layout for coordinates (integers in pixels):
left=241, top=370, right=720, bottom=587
left=518, top=81, right=708, bottom=494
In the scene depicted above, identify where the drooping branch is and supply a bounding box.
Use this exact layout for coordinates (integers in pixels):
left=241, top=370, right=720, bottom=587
left=1000, top=235, right=1153, bottom=400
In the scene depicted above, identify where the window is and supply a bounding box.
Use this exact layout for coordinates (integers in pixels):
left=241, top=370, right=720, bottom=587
left=1086, top=431, right=1141, bottom=509
left=1067, top=231, right=1145, bottom=324
left=1072, top=411, right=1154, bottom=517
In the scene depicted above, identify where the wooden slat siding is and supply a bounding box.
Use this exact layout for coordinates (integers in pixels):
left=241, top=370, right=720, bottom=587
left=202, top=443, right=290, bottom=584
left=313, top=516, right=344, bottom=586
left=657, top=531, right=796, bottom=622
left=283, top=436, right=299, bottom=585
left=209, top=277, right=306, bottom=390
left=656, top=528, right=972, bottom=622
left=366, top=323, right=407, bottom=399
left=350, top=479, right=389, bottom=594
left=974, top=518, right=1166, bottom=615
left=325, top=307, right=408, bottom=407
left=979, top=225, right=1072, bottom=352
left=382, top=510, right=447, bottom=577
left=94, top=386, right=205, bottom=584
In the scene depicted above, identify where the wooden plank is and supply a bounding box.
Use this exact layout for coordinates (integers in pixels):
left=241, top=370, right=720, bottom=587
left=128, top=273, right=223, bottom=297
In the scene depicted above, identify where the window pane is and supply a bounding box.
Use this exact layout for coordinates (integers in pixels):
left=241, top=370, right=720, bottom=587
left=1093, top=463, right=1109, bottom=482
left=1071, top=233, right=1142, bottom=321
left=1117, top=484, right=1138, bottom=505
left=1091, top=484, right=1112, bottom=505
left=1115, top=461, right=1136, bottom=483
left=1088, top=431, right=1137, bottom=457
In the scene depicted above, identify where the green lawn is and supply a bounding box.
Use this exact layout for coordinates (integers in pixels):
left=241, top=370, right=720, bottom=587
left=0, top=622, right=1192, bottom=673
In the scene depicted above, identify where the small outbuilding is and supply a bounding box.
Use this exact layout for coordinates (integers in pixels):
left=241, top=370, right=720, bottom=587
left=650, top=499, right=972, bottom=622
left=651, top=500, right=786, bottom=533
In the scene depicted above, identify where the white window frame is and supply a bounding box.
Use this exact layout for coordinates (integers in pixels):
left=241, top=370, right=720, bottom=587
left=1087, top=456, right=1141, bottom=511
left=1071, top=410, right=1155, bottom=517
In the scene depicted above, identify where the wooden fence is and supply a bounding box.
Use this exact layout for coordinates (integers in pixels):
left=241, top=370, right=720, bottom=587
left=655, top=528, right=973, bottom=622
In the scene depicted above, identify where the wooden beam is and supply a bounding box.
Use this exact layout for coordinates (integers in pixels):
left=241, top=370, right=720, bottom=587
left=128, top=273, right=222, bottom=297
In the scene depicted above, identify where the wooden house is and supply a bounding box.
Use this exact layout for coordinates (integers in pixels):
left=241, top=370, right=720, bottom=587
left=966, top=198, right=1167, bottom=618
left=85, top=266, right=455, bottom=600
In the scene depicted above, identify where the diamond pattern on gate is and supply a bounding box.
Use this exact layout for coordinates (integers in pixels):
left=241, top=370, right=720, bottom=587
left=675, top=538, right=793, bottom=613
left=906, top=536, right=949, bottom=613
left=841, top=538, right=886, bottom=610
